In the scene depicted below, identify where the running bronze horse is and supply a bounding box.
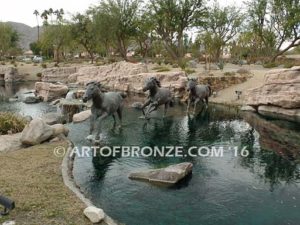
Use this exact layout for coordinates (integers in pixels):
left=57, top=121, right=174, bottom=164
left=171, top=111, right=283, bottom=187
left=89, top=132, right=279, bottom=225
left=141, top=77, right=174, bottom=119
left=186, top=78, right=211, bottom=114
left=83, top=81, right=126, bottom=142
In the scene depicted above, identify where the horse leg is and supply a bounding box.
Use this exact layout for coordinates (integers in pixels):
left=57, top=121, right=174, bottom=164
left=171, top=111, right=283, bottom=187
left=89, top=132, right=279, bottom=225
left=205, top=97, right=209, bottom=108
left=164, top=102, right=169, bottom=117
left=117, top=107, right=122, bottom=126
left=112, top=114, right=116, bottom=124
left=186, top=99, right=191, bottom=114
left=95, top=112, right=108, bottom=142
left=89, top=114, right=96, bottom=135
left=141, top=99, right=151, bottom=116
left=146, top=103, right=158, bottom=117
left=193, top=99, right=200, bottom=114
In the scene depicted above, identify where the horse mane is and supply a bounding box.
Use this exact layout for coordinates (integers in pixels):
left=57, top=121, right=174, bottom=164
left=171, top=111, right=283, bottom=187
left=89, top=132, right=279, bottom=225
left=152, top=77, right=161, bottom=87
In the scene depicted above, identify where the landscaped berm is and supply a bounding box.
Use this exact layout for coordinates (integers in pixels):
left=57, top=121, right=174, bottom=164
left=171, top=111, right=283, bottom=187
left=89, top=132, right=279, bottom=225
left=0, top=141, right=91, bottom=225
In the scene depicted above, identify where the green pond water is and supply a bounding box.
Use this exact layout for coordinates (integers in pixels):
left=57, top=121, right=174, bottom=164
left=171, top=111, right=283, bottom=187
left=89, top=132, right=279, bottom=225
left=67, top=104, right=300, bottom=225
left=1, top=82, right=300, bottom=225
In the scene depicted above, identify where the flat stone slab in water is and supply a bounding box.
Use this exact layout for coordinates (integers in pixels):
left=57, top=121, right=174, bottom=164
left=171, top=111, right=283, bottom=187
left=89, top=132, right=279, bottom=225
left=129, top=162, right=193, bottom=185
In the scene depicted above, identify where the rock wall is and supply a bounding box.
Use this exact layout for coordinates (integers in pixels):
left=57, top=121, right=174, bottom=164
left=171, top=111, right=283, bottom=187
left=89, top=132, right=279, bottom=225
left=42, top=66, right=79, bottom=83
left=243, top=66, right=300, bottom=119
left=198, top=75, right=248, bottom=92
left=68, top=62, right=188, bottom=99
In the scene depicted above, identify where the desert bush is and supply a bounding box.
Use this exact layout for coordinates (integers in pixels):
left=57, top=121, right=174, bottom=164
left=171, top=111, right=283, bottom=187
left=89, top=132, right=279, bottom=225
left=1, top=61, right=5, bottom=65
left=153, top=66, right=170, bottom=72
left=283, top=63, right=294, bottom=68
left=41, top=63, right=47, bottom=68
left=36, top=72, right=42, bottom=78
left=263, top=62, right=278, bottom=68
left=224, top=71, right=236, bottom=76
left=184, top=68, right=196, bottom=74
left=0, top=112, right=28, bottom=135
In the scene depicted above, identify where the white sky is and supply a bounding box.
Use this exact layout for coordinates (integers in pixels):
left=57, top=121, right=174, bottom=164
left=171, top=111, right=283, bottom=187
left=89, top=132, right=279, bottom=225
left=0, top=0, right=242, bottom=27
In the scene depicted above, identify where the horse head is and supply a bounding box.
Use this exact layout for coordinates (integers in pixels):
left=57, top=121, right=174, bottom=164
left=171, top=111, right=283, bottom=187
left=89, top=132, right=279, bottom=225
left=83, top=81, right=101, bottom=103
left=186, top=78, right=197, bottom=92
left=143, top=77, right=161, bottom=92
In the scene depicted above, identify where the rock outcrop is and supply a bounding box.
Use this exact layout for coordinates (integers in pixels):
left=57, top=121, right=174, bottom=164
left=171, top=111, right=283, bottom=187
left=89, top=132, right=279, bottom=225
left=35, top=82, right=69, bottom=102
left=244, top=67, right=300, bottom=119
left=0, top=66, right=22, bottom=82
left=67, top=62, right=188, bottom=99
left=42, top=67, right=78, bottom=83
left=129, top=162, right=193, bottom=185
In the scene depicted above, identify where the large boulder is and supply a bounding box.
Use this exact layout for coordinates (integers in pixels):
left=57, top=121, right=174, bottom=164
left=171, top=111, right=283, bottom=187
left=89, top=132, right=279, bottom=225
left=83, top=206, right=105, bottom=223
left=35, top=82, right=69, bottom=102
left=72, top=110, right=91, bottom=123
left=129, top=162, right=193, bottom=185
left=23, top=96, right=42, bottom=104
left=244, top=67, right=300, bottom=109
left=51, top=124, right=69, bottom=137
left=244, top=67, right=300, bottom=119
left=20, top=118, right=54, bottom=145
left=41, top=112, right=67, bottom=125
left=20, top=118, right=69, bottom=146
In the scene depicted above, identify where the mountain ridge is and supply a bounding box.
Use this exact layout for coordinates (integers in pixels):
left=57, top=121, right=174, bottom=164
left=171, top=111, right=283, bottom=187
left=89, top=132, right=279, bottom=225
left=5, top=21, right=42, bottom=51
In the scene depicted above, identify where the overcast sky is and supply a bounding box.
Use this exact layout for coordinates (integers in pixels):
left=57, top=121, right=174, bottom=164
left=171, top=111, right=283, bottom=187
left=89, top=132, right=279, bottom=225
left=0, top=0, right=242, bottom=27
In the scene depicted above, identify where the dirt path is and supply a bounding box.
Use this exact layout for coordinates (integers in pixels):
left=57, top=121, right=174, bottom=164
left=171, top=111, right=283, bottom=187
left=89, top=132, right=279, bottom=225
left=210, top=68, right=268, bottom=106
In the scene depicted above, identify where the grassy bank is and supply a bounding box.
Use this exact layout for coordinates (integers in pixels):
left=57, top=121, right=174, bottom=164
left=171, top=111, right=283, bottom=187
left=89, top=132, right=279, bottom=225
left=0, top=141, right=90, bottom=225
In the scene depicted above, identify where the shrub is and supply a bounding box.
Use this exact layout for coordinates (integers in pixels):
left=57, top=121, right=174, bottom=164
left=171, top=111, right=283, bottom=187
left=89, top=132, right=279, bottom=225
left=33, top=63, right=38, bottom=66
left=283, top=62, right=294, bottom=68
left=36, top=72, right=42, bottom=78
left=217, top=61, right=225, bottom=70
left=263, top=62, right=278, bottom=68
left=172, top=64, right=179, bottom=68
left=224, top=71, right=236, bottom=76
left=41, top=63, right=47, bottom=68
left=0, top=112, right=27, bottom=135
left=1, top=61, right=5, bottom=65
left=184, top=68, right=196, bottom=74
left=155, top=66, right=170, bottom=72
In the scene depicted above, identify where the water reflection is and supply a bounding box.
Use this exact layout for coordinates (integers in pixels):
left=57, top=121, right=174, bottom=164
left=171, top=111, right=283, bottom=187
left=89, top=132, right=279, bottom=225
left=69, top=105, right=300, bottom=225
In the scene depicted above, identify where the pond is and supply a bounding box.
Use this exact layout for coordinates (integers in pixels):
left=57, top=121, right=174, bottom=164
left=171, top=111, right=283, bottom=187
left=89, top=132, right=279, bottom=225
left=0, top=81, right=56, bottom=117
left=67, top=104, right=300, bottom=225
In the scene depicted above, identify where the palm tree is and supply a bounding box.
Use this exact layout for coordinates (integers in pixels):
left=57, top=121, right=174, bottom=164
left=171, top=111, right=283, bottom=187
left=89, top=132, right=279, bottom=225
left=33, top=10, right=40, bottom=41
left=48, top=8, right=54, bottom=24
left=41, top=10, right=49, bottom=25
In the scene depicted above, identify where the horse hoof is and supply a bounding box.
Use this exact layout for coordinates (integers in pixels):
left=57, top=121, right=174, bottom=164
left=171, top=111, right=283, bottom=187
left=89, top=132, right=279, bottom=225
left=86, top=135, right=94, bottom=141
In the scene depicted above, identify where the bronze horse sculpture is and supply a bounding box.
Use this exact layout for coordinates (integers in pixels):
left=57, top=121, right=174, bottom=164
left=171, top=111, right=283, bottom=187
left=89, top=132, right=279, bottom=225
left=83, top=81, right=126, bottom=142
left=186, top=78, right=211, bottom=114
left=141, top=77, right=174, bottom=119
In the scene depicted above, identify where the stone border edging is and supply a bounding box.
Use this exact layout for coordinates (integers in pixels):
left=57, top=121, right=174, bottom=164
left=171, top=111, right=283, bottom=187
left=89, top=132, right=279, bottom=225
left=61, top=140, right=120, bottom=225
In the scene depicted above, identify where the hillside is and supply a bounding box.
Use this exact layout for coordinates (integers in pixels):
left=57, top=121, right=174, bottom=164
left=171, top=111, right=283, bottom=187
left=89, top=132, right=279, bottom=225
left=6, top=21, right=42, bottom=50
